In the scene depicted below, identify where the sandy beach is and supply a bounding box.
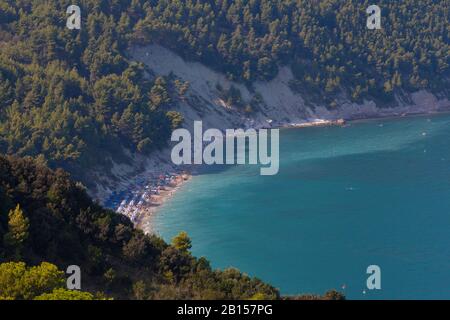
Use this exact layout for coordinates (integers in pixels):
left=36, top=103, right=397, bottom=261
left=104, top=171, right=191, bottom=234
left=104, top=111, right=450, bottom=234
left=288, top=118, right=346, bottom=128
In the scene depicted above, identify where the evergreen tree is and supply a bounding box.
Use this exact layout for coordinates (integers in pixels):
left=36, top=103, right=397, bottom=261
left=3, top=205, right=29, bottom=258
left=171, top=231, right=192, bottom=252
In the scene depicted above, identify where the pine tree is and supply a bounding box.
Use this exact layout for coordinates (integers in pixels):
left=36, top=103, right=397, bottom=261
left=3, top=204, right=30, bottom=258
left=149, top=77, right=171, bottom=109
left=171, top=231, right=192, bottom=252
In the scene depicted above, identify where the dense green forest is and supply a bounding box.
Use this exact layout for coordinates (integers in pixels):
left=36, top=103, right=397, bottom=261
left=0, top=0, right=185, bottom=180
left=2, top=0, right=443, bottom=300
left=0, top=155, right=277, bottom=299
left=136, top=0, right=449, bottom=101
left=0, top=155, right=345, bottom=300
left=0, top=0, right=449, bottom=178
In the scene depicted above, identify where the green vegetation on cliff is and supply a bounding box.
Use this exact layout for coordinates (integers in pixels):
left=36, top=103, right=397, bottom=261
left=0, top=0, right=448, bottom=179
left=0, top=0, right=184, bottom=181
left=134, top=0, right=449, bottom=100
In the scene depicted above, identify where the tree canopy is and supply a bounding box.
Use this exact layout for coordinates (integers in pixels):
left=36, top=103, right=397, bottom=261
left=0, top=0, right=448, bottom=181
left=132, top=0, right=449, bottom=101
left=0, top=155, right=281, bottom=300
left=0, top=0, right=184, bottom=183
left=0, top=261, right=65, bottom=300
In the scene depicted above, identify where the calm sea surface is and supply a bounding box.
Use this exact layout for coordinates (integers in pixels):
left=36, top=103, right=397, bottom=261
left=154, top=114, right=450, bottom=299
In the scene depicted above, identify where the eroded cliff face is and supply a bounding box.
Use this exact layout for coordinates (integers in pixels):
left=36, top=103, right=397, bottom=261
left=90, top=44, right=450, bottom=203
left=131, top=44, right=450, bottom=131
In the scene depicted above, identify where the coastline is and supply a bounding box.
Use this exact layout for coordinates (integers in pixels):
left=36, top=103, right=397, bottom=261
left=104, top=171, right=191, bottom=234
left=287, top=118, right=346, bottom=128
left=285, top=108, right=450, bottom=130
left=99, top=44, right=450, bottom=235
left=104, top=108, right=450, bottom=235
left=345, top=108, right=450, bottom=124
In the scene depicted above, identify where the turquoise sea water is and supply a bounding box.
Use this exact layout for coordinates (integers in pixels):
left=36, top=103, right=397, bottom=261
left=154, top=114, right=450, bottom=299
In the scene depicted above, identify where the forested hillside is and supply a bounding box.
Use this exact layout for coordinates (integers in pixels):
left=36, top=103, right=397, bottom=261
left=0, top=155, right=279, bottom=299
left=0, top=0, right=448, bottom=178
left=0, top=0, right=184, bottom=180
left=137, top=0, right=449, bottom=101
left=0, top=155, right=345, bottom=300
